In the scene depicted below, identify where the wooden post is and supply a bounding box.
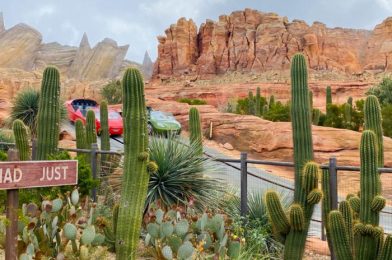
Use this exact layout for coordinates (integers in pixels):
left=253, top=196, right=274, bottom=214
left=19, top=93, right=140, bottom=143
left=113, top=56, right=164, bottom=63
left=240, top=152, right=248, bottom=217
left=91, top=143, right=98, bottom=202
left=5, top=149, right=19, bottom=260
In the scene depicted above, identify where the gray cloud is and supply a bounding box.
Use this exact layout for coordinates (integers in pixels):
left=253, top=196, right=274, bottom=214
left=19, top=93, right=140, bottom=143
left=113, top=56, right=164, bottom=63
left=1, top=0, right=391, bottom=63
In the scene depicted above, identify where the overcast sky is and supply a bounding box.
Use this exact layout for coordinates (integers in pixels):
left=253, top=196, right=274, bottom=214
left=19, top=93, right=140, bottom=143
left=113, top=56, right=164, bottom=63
left=1, top=0, right=392, bottom=63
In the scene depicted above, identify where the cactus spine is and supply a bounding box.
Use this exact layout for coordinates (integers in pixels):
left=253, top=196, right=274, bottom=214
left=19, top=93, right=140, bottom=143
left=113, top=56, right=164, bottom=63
left=100, top=100, right=110, bottom=162
left=265, top=54, right=320, bottom=260
left=86, top=110, right=97, bottom=149
left=189, top=107, right=203, bottom=155
left=115, top=68, right=149, bottom=259
left=364, top=95, right=383, bottom=167
left=36, top=67, right=61, bottom=160
left=12, top=120, right=30, bottom=160
left=75, top=119, right=87, bottom=158
left=255, top=87, right=261, bottom=117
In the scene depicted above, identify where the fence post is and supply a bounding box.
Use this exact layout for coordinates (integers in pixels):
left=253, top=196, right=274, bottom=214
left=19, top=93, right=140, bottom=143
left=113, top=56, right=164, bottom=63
left=329, top=157, right=338, bottom=210
left=91, top=143, right=98, bottom=202
left=6, top=149, right=19, bottom=260
left=240, top=152, right=248, bottom=217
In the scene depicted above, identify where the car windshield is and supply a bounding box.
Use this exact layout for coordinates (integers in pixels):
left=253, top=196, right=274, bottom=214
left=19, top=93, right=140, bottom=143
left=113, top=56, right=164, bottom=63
left=94, top=111, right=121, bottom=120
left=151, top=111, right=175, bottom=121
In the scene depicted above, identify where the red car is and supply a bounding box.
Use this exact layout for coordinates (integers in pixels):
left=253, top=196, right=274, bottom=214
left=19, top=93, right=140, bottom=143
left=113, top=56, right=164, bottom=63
left=65, top=99, right=123, bottom=136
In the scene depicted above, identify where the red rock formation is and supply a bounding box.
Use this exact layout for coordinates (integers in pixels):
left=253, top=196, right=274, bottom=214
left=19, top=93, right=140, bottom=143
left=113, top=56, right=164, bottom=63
left=153, top=8, right=392, bottom=78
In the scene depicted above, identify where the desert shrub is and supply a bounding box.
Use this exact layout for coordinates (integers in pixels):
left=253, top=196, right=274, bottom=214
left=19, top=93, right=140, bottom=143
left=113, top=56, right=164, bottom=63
left=9, top=89, right=67, bottom=137
left=178, top=97, right=207, bottom=105
left=323, top=101, right=364, bottom=131
left=263, top=101, right=291, bottom=122
left=382, top=104, right=392, bottom=137
left=235, top=95, right=267, bottom=115
left=367, top=77, right=392, bottom=105
left=0, top=129, right=14, bottom=151
left=100, top=80, right=122, bottom=104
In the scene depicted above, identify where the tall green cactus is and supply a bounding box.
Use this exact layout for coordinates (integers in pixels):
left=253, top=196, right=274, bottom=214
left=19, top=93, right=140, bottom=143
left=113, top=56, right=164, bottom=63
left=255, top=87, right=261, bottom=117
left=344, top=103, right=352, bottom=126
left=115, top=68, right=150, bottom=259
left=328, top=130, right=386, bottom=260
left=313, top=109, right=320, bottom=125
left=85, top=110, right=97, bottom=149
left=321, top=168, right=334, bottom=255
left=329, top=210, right=354, bottom=260
left=12, top=119, right=30, bottom=161
left=265, top=54, right=321, bottom=260
left=347, top=96, right=353, bottom=106
left=309, top=90, right=313, bottom=109
left=100, top=101, right=110, bottom=162
left=326, top=86, right=332, bottom=106
left=189, top=107, right=203, bottom=155
left=269, top=95, right=275, bottom=109
left=75, top=119, right=87, bottom=158
left=36, top=67, right=61, bottom=160
left=364, top=95, right=383, bottom=167
left=248, top=91, right=255, bottom=115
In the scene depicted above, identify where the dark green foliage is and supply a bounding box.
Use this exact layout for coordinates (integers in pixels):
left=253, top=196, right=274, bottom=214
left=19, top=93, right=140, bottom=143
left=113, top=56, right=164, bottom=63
left=0, top=150, right=6, bottom=161
left=364, top=95, right=384, bottom=166
left=178, top=98, right=207, bottom=105
left=0, top=129, right=15, bottom=151
left=255, top=87, right=261, bottom=117
left=101, top=80, right=122, bottom=104
left=12, top=119, right=30, bottom=161
left=312, top=109, right=321, bottom=125
left=269, top=95, right=275, bottom=109
left=324, top=102, right=363, bottom=131
left=86, top=110, right=97, bottom=148
left=189, top=107, right=203, bottom=155
left=145, top=135, right=223, bottom=211
left=36, top=67, right=61, bottom=160
left=263, top=101, right=291, bottom=122
left=235, top=95, right=266, bottom=115
left=262, top=104, right=269, bottom=116
left=382, top=104, right=392, bottom=137
left=100, top=101, right=110, bottom=162
left=347, top=97, right=353, bottom=106
left=366, top=77, right=392, bottom=105
left=116, top=68, right=149, bottom=259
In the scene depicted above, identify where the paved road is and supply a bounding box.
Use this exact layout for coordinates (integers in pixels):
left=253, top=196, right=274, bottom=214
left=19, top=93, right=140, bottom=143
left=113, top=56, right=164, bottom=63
left=62, top=122, right=392, bottom=237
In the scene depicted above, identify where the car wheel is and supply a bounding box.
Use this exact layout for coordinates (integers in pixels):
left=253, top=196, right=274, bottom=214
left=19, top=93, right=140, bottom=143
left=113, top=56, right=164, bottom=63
left=147, top=123, right=153, bottom=135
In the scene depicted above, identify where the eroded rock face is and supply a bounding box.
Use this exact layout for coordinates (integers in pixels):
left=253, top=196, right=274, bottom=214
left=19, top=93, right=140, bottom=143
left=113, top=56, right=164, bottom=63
left=153, top=8, right=392, bottom=78
left=0, top=15, right=129, bottom=80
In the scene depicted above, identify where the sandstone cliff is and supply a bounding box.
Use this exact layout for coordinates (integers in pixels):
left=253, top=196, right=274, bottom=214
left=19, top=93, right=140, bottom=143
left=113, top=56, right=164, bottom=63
left=0, top=13, right=130, bottom=80
left=153, top=8, right=392, bottom=78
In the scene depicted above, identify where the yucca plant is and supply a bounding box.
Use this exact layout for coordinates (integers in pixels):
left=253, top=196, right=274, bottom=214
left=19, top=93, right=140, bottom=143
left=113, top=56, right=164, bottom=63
left=9, top=88, right=67, bottom=138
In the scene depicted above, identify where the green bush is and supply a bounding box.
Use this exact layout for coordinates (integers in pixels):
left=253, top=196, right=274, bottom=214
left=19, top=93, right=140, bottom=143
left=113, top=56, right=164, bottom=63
left=367, top=77, right=392, bottom=105
left=382, top=104, right=392, bottom=137
left=263, top=101, right=291, bottom=122
left=100, top=80, right=122, bottom=104
left=0, top=129, right=14, bottom=151
left=235, top=96, right=267, bottom=115
left=178, top=98, right=207, bottom=105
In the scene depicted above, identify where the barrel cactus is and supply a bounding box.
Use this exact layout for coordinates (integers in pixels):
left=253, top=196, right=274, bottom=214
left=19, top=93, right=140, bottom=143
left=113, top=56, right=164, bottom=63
left=36, top=66, right=61, bottom=160
left=12, top=119, right=30, bottom=161
left=265, top=53, right=322, bottom=260
left=189, top=107, right=203, bottom=155
left=115, top=68, right=150, bottom=259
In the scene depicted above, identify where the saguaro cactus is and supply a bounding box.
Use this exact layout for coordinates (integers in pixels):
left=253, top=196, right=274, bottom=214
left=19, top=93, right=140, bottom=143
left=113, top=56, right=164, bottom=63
left=344, top=103, right=352, bottom=125
left=86, top=110, right=97, bottom=148
left=100, top=101, right=110, bottom=162
left=36, top=67, right=61, bottom=160
left=309, top=90, right=313, bottom=109
left=328, top=130, right=386, bottom=260
left=115, top=68, right=150, bottom=259
left=364, top=95, right=383, bottom=167
left=75, top=119, right=87, bottom=157
left=255, top=87, right=261, bottom=117
left=265, top=54, right=321, bottom=260
left=189, top=107, right=203, bottom=155
left=12, top=119, right=30, bottom=161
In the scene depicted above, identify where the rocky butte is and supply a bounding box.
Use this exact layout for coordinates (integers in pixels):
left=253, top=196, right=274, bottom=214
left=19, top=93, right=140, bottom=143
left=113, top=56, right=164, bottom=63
left=153, top=8, right=392, bottom=78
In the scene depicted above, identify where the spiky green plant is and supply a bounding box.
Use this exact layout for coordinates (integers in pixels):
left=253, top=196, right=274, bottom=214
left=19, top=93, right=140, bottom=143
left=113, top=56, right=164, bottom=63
left=100, top=101, right=110, bottom=162
left=269, top=95, right=275, bottom=109
left=265, top=53, right=321, bottom=260
left=75, top=119, right=87, bottom=158
left=12, top=120, right=30, bottom=161
left=189, top=107, right=203, bottom=155
left=255, top=87, right=261, bottom=117
left=86, top=110, right=97, bottom=149
left=115, top=68, right=150, bottom=259
left=248, top=91, right=255, bottom=115
left=364, top=95, right=383, bottom=167
left=328, top=131, right=386, bottom=260
left=36, top=67, right=61, bottom=160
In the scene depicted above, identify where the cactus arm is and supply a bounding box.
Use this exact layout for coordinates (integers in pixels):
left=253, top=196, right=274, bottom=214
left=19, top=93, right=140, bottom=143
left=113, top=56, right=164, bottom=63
left=265, top=191, right=290, bottom=236
left=12, top=119, right=30, bottom=161
left=377, top=235, right=392, bottom=260
left=339, top=201, right=354, bottom=251
left=328, top=210, right=354, bottom=260
left=36, top=67, right=60, bottom=160
left=115, top=68, right=149, bottom=259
